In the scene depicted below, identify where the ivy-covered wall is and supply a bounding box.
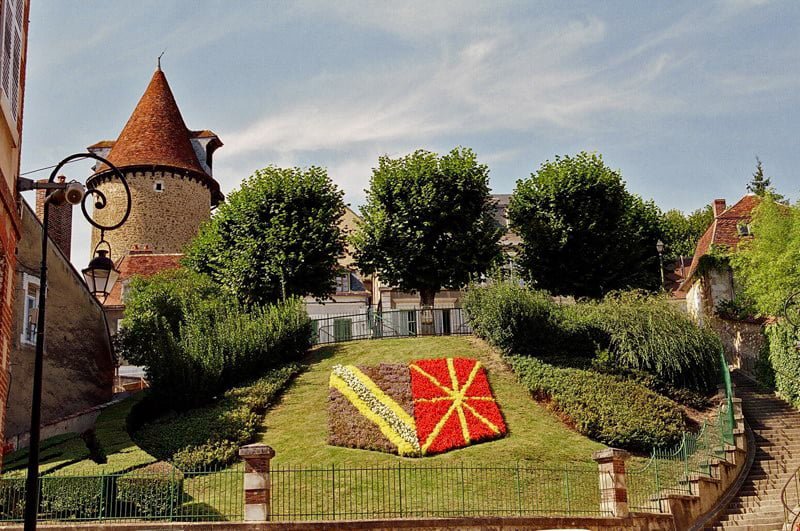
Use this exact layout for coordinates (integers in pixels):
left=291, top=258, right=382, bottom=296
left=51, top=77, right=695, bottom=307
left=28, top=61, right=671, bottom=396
left=765, top=321, right=800, bottom=407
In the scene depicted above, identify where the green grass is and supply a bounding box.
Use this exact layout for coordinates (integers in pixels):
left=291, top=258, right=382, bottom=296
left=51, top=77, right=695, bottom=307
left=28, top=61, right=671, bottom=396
left=260, top=336, right=604, bottom=466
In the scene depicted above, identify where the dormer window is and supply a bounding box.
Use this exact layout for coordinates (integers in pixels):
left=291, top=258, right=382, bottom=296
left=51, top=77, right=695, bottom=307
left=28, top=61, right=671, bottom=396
left=335, top=272, right=351, bottom=293
left=737, top=223, right=752, bottom=237
left=153, top=180, right=164, bottom=193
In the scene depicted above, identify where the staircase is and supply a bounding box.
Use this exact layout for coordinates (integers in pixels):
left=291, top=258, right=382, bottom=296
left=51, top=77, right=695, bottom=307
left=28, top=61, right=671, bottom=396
left=707, top=375, right=800, bottom=530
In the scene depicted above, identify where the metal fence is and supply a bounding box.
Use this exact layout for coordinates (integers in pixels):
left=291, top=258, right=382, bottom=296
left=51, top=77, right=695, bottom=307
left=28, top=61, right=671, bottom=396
left=270, top=463, right=606, bottom=520
left=311, top=308, right=472, bottom=345
left=0, top=464, right=244, bottom=523
left=627, top=351, right=737, bottom=513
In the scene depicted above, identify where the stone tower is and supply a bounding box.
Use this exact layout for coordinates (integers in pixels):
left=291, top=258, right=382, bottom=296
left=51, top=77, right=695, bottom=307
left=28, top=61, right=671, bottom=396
left=87, top=67, right=223, bottom=262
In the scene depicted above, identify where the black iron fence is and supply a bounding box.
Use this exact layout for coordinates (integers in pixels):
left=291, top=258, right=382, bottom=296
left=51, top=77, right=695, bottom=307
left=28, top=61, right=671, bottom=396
left=310, top=308, right=472, bottom=345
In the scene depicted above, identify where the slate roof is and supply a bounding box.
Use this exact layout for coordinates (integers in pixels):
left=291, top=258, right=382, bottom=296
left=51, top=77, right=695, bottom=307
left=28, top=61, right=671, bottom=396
left=678, top=194, right=761, bottom=292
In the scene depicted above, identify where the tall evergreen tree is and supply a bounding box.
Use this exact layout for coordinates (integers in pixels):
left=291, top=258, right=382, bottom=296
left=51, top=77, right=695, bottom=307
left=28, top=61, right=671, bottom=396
left=747, top=156, right=772, bottom=196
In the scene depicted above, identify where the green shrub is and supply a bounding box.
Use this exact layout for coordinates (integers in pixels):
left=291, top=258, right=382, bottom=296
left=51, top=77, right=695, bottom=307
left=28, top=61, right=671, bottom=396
left=132, top=364, right=300, bottom=469
left=575, top=292, right=721, bottom=391
left=754, top=338, right=776, bottom=391
left=0, top=476, right=25, bottom=520
left=39, top=475, right=104, bottom=519
left=463, top=282, right=571, bottom=357
left=766, top=321, right=800, bottom=406
left=172, top=441, right=239, bottom=471
left=116, top=462, right=183, bottom=517
left=507, top=354, right=687, bottom=451
left=118, top=269, right=311, bottom=409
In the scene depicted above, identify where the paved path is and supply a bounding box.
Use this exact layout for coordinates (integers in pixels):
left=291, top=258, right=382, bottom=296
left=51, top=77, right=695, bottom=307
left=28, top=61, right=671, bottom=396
left=707, top=375, right=800, bottom=530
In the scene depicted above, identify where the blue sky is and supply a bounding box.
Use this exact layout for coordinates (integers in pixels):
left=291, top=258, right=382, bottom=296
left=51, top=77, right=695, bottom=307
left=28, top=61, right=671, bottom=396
left=20, top=1, right=800, bottom=266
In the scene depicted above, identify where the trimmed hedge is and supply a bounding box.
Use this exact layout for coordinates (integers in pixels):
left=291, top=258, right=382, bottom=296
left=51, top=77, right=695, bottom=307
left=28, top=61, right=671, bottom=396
left=133, top=364, right=300, bottom=470
left=116, top=462, right=183, bottom=518
left=507, top=355, right=687, bottom=451
left=40, top=475, right=104, bottom=519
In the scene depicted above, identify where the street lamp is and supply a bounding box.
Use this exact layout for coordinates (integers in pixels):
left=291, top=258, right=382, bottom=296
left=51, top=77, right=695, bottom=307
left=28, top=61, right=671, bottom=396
left=17, top=153, right=131, bottom=531
left=656, top=239, right=665, bottom=290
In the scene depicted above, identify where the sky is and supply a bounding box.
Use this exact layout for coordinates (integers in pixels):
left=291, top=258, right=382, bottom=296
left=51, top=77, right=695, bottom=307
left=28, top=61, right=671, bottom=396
left=19, top=1, right=800, bottom=268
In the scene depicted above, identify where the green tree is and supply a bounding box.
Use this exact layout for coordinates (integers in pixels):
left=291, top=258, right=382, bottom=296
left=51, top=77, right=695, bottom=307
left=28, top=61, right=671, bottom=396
left=730, top=197, right=800, bottom=315
left=748, top=156, right=772, bottom=196
left=352, top=147, right=502, bottom=308
left=184, top=166, right=346, bottom=306
left=508, top=152, right=662, bottom=297
left=660, top=206, right=714, bottom=258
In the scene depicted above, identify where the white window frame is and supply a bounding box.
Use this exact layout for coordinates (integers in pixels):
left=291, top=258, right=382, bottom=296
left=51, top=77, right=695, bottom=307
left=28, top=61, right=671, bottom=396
left=0, top=0, right=24, bottom=130
left=20, top=273, right=39, bottom=346
left=335, top=272, right=351, bottom=294
left=153, top=180, right=164, bottom=193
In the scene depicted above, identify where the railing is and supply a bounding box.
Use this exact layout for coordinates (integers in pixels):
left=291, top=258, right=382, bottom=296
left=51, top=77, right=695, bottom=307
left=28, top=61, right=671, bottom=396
left=311, top=308, right=472, bottom=345
left=270, top=463, right=606, bottom=520
left=782, top=467, right=800, bottom=531
left=0, top=464, right=243, bottom=523
left=628, top=350, right=737, bottom=513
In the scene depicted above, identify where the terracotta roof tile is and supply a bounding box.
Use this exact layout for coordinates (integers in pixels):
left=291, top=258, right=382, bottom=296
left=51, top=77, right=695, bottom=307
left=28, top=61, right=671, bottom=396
left=679, top=194, right=761, bottom=290
left=96, top=69, right=206, bottom=176
left=88, top=140, right=116, bottom=149
left=104, top=251, right=182, bottom=307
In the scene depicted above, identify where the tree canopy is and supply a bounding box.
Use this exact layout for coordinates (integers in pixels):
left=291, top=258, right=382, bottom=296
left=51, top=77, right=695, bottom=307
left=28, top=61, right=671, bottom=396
left=660, top=206, right=714, bottom=259
left=352, top=147, right=502, bottom=307
left=508, top=152, right=662, bottom=298
left=730, top=197, right=800, bottom=316
left=184, top=165, right=346, bottom=306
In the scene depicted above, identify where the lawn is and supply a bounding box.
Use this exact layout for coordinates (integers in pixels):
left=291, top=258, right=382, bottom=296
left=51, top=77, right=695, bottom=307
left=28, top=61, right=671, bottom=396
left=260, top=336, right=604, bottom=466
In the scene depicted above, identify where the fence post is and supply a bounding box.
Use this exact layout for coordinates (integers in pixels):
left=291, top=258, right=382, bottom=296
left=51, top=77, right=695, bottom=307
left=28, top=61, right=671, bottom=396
left=593, top=448, right=630, bottom=518
left=239, top=443, right=275, bottom=522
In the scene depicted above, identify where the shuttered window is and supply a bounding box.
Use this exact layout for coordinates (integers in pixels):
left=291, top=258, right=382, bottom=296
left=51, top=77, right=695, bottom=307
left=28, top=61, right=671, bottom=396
left=0, top=0, right=23, bottom=125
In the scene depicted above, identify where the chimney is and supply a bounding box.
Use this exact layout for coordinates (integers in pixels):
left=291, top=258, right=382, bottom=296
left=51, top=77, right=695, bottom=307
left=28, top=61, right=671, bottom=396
left=713, top=199, right=727, bottom=218
left=35, top=176, right=73, bottom=260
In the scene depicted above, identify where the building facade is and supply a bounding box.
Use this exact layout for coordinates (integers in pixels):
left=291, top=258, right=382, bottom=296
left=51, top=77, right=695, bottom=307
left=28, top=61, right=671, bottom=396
left=0, top=0, right=29, bottom=463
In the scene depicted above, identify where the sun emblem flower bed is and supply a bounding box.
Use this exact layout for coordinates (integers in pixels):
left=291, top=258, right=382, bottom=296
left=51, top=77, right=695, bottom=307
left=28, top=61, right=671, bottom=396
left=328, top=358, right=506, bottom=456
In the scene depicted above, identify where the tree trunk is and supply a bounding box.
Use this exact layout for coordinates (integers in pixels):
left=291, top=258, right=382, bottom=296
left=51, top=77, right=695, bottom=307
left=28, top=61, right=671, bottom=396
left=419, top=289, right=436, bottom=336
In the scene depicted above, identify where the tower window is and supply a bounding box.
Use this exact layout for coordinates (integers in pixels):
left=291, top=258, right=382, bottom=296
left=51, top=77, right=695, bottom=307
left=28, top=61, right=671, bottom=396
left=154, top=180, right=164, bottom=193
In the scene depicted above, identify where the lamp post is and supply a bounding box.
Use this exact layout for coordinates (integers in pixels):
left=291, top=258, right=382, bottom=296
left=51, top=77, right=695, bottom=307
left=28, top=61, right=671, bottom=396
left=785, top=290, right=800, bottom=346
left=656, top=239, right=665, bottom=290
left=17, top=153, right=130, bottom=531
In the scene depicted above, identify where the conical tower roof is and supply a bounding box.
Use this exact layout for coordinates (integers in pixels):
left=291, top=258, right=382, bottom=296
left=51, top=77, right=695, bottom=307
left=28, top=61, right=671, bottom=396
left=97, top=68, right=205, bottom=175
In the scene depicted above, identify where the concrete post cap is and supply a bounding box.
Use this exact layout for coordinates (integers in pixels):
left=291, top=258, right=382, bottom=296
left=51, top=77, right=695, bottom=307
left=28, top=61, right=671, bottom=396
left=592, top=448, right=630, bottom=462
left=239, top=444, right=275, bottom=458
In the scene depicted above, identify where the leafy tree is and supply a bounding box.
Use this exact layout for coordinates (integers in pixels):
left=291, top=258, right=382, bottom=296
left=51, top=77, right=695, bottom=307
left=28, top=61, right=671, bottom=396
left=184, top=166, right=346, bottom=306
left=660, top=206, right=714, bottom=258
left=352, top=147, right=502, bottom=308
left=508, top=152, right=662, bottom=298
left=730, top=197, right=800, bottom=315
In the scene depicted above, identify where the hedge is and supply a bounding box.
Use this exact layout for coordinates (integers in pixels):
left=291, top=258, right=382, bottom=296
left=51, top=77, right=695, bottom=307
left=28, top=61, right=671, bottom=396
left=507, top=355, right=687, bottom=451
left=39, top=475, right=105, bottom=519
left=766, top=321, right=800, bottom=407
left=133, top=364, right=300, bottom=470
left=463, top=282, right=593, bottom=358
left=116, top=462, right=183, bottom=518
left=117, top=270, right=312, bottom=409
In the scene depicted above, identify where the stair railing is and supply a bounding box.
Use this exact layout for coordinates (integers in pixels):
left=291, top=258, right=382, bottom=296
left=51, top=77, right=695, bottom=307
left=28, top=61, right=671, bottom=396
left=782, top=466, right=800, bottom=531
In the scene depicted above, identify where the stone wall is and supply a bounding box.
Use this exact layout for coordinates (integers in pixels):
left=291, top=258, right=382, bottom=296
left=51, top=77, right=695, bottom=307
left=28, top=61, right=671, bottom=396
left=709, top=316, right=765, bottom=375
left=5, top=201, right=114, bottom=438
left=90, top=170, right=211, bottom=262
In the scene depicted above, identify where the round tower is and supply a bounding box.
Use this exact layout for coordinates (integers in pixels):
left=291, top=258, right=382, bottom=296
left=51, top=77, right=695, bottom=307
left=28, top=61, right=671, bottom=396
left=87, top=68, right=223, bottom=262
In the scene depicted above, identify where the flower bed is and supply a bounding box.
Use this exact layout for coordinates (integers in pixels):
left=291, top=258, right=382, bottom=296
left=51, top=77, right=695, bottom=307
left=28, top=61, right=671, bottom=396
left=328, top=357, right=506, bottom=456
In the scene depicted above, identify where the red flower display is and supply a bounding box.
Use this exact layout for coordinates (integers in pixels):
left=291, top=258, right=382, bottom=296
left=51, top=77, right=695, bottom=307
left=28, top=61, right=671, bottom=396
left=409, top=358, right=506, bottom=455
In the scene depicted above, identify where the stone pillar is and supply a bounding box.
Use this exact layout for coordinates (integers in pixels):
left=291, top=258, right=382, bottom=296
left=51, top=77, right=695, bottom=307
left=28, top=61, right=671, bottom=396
left=593, top=448, right=630, bottom=517
left=239, top=443, right=275, bottom=521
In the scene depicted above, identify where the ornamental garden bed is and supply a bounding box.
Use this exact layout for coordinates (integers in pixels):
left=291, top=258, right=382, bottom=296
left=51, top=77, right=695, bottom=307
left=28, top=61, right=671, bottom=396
left=329, top=358, right=507, bottom=456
